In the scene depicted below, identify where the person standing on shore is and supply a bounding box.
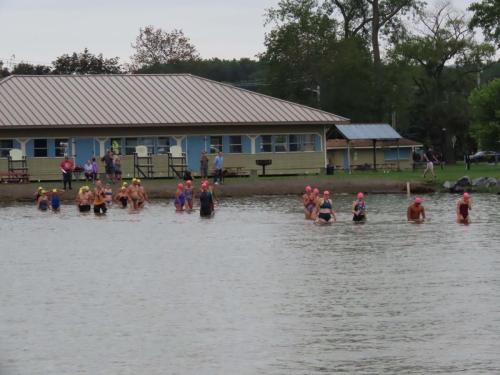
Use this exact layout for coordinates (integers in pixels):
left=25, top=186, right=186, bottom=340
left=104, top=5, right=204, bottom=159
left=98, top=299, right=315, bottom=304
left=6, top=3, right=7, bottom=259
left=422, top=147, right=438, bottom=179
left=456, top=192, right=472, bottom=224
left=214, top=151, right=224, bottom=185
left=60, top=155, right=74, bottom=190
left=200, top=151, right=209, bottom=180
left=83, top=160, right=93, bottom=181
left=102, top=149, right=115, bottom=183
left=407, top=197, right=425, bottom=222
left=113, top=154, right=122, bottom=182
left=91, top=157, right=98, bottom=181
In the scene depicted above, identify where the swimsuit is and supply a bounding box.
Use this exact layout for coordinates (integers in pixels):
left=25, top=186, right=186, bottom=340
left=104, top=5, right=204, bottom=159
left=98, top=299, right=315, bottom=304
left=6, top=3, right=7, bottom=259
left=175, top=192, right=185, bottom=207
left=79, top=204, right=91, bottom=212
left=459, top=203, right=469, bottom=219
left=119, top=196, right=128, bottom=208
left=353, top=201, right=366, bottom=222
left=39, top=200, right=48, bottom=211
left=318, top=200, right=332, bottom=221
left=185, top=188, right=193, bottom=201
left=51, top=196, right=60, bottom=210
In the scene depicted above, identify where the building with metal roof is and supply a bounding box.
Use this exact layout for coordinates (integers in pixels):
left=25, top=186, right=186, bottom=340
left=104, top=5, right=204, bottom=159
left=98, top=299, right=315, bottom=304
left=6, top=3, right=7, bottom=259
left=328, top=123, right=411, bottom=171
left=0, top=74, right=348, bottom=180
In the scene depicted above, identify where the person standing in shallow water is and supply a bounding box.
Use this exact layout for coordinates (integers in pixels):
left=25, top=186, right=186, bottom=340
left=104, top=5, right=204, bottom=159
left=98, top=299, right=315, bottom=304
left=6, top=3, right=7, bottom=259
left=302, top=186, right=315, bottom=220
left=352, top=192, right=367, bottom=222
left=93, top=180, right=107, bottom=214
left=316, top=191, right=336, bottom=224
left=407, top=197, right=425, bottom=222
left=199, top=181, right=214, bottom=217
left=457, top=192, right=472, bottom=224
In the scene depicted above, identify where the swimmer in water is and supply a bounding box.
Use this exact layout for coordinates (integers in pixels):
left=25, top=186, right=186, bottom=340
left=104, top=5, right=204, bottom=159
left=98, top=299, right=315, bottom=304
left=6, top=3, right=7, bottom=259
left=127, top=179, right=141, bottom=210
left=37, top=190, right=49, bottom=211
left=115, top=186, right=129, bottom=208
left=407, top=197, right=425, bottom=222
left=34, top=186, right=43, bottom=203
left=93, top=180, right=107, bottom=214
left=316, top=191, right=336, bottom=224
left=104, top=184, right=113, bottom=207
left=50, top=188, right=63, bottom=212
left=184, top=180, right=194, bottom=210
left=76, top=186, right=92, bottom=213
left=302, top=186, right=315, bottom=220
left=456, top=192, right=472, bottom=224
left=137, top=179, right=149, bottom=208
left=199, top=181, right=214, bottom=217
left=352, top=192, right=367, bottom=222
left=174, top=183, right=185, bottom=211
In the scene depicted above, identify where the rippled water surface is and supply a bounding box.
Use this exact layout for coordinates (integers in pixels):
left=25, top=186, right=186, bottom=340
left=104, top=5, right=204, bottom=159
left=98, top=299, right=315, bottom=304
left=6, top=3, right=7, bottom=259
left=1, top=194, right=500, bottom=374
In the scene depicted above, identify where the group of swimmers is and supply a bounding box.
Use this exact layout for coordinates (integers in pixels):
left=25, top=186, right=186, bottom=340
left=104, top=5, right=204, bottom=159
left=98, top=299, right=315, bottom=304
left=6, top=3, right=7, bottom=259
left=303, top=185, right=473, bottom=225
left=35, top=178, right=216, bottom=217
left=174, top=180, right=215, bottom=217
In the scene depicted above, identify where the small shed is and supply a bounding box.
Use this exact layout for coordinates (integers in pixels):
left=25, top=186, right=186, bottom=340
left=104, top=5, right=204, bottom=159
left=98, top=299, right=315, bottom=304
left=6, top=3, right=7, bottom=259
left=331, top=123, right=403, bottom=171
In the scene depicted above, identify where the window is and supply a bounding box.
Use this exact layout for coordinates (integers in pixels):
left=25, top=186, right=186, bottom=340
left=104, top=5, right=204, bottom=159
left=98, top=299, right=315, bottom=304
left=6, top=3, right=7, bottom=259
left=0, top=139, right=13, bottom=158
left=34, top=139, right=48, bottom=157
left=125, top=138, right=137, bottom=155
left=139, top=137, right=154, bottom=154
left=289, top=135, right=302, bottom=152
left=110, top=138, right=122, bottom=155
left=274, top=135, right=288, bottom=152
left=260, top=135, right=272, bottom=152
left=229, top=136, right=242, bottom=153
left=55, top=139, right=68, bottom=157
left=303, top=134, right=316, bottom=151
left=289, top=134, right=316, bottom=152
left=210, top=136, right=223, bottom=153
left=157, top=137, right=171, bottom=154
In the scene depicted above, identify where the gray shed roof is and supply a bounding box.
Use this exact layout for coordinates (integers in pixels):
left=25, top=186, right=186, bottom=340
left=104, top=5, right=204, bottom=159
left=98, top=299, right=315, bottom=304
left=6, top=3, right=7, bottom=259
left=334, top=123, right=402, bottom=140
left=0, top=74, right=348, bottom=128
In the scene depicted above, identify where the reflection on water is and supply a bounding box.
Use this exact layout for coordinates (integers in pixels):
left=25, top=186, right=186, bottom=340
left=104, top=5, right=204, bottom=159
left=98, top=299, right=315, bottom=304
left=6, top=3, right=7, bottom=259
left=1, top=194, right=500, bottom=374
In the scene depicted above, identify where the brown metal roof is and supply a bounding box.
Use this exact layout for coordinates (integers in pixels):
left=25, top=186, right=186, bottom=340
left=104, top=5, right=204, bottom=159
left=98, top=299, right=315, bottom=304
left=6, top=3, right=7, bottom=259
left=0, top=74, right=349, bottom=128
left=327, top=138, right=422, bottom=149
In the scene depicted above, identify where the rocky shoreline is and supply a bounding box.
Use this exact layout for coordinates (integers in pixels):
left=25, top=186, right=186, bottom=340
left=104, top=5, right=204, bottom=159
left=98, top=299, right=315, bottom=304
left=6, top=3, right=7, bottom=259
left=443, top=176, right=499, bottom=193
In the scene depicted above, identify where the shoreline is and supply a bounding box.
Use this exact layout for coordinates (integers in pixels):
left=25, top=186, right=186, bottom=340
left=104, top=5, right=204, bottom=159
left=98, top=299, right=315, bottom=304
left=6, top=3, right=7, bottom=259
left=0, top=177, right=435, bottom=203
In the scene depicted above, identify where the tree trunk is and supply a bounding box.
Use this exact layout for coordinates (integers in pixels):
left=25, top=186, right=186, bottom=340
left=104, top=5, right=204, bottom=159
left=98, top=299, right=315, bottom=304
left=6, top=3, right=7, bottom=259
left=371, top=0, right=381, bottom=66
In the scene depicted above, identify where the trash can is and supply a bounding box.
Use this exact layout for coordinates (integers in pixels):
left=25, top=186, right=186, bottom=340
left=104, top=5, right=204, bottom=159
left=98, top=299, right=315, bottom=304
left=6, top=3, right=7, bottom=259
left=326, top=164, right=335, bottom=175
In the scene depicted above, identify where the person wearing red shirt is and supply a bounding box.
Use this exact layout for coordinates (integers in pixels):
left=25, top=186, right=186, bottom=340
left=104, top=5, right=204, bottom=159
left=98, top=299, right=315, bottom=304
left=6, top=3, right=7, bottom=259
left=60, top=155, right=74, bottom=190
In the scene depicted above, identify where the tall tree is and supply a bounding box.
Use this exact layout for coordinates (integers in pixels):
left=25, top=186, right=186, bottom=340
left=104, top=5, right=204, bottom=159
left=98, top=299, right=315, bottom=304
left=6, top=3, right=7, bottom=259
left=131, top=26, right=199, bottom=69
left=52, top=48, right=121, bottom=74
left=469, top=0, right=500, bottom=47
left=0, top=61, right=10, bottom=78
left=391, top=3, right=495, bottom=159
left=469, top=78, right=500, bottom=151
left=12, top=62, right=51, bottom=75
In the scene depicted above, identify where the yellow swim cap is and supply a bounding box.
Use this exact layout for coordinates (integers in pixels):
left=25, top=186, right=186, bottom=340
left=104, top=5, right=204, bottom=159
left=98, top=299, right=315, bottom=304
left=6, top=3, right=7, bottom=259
left=38, top=186, right=43, bottom=191
left=52, top=189, right=58, bottom=193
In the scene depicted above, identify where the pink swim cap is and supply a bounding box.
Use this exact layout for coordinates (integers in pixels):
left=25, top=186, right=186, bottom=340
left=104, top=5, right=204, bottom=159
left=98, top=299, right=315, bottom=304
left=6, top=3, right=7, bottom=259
left=305, top=186, right=312, bottom=192
left=313, top=188, right=319, bottom=194
left=186, top=180, right=192, bottom=186
left=357, top=192, right=364, bottom=199
left=177, top=183, right=184, bottom=189
left=463, top=192, right=470, bottom=199
left=201, top=182, right=208, bottom=189
left=323, top=190, right=330, bottom=196
left=415, top=197, right=422, bottom=204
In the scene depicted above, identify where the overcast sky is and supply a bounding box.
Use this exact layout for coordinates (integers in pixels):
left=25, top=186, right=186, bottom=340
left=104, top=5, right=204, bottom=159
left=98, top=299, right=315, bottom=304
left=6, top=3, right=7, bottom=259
left=0, top=0, right=477, bottom=67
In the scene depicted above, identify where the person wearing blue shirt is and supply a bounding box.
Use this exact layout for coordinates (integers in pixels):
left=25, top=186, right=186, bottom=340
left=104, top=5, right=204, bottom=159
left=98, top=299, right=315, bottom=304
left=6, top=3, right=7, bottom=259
left=214, top=151, right=224, bottom=185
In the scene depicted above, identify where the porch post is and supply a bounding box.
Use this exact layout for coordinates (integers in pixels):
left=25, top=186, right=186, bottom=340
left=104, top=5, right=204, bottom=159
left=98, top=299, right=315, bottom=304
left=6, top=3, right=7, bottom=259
left=396, top=139, right=400, bottom=171
left=373, top=139, right=377, bottom=171
left=347, top=140, right=351, bottom=174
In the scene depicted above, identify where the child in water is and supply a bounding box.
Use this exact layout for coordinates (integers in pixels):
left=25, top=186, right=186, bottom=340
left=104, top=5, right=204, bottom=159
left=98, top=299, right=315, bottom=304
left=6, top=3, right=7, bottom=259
left=37, top=190, right=49, bottom=211
left=104, top=184, right=113, bottom=207
left=115, top=186, right=129, bottom=208
left=184, top=180, right=194, bottom=210
left=50, top=188, right=63, bottom=212
left=174, top=183, right=185, bottom=211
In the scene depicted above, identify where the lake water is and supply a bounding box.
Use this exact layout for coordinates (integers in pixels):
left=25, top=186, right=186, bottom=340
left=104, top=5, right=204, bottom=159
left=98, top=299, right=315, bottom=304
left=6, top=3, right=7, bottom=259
left=1, top=194, right=500, bottom=374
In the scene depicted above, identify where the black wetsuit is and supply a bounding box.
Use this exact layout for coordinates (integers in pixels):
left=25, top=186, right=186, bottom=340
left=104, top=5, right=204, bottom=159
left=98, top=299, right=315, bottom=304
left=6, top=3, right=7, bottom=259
left=199, top=191, right=214, bottom=217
